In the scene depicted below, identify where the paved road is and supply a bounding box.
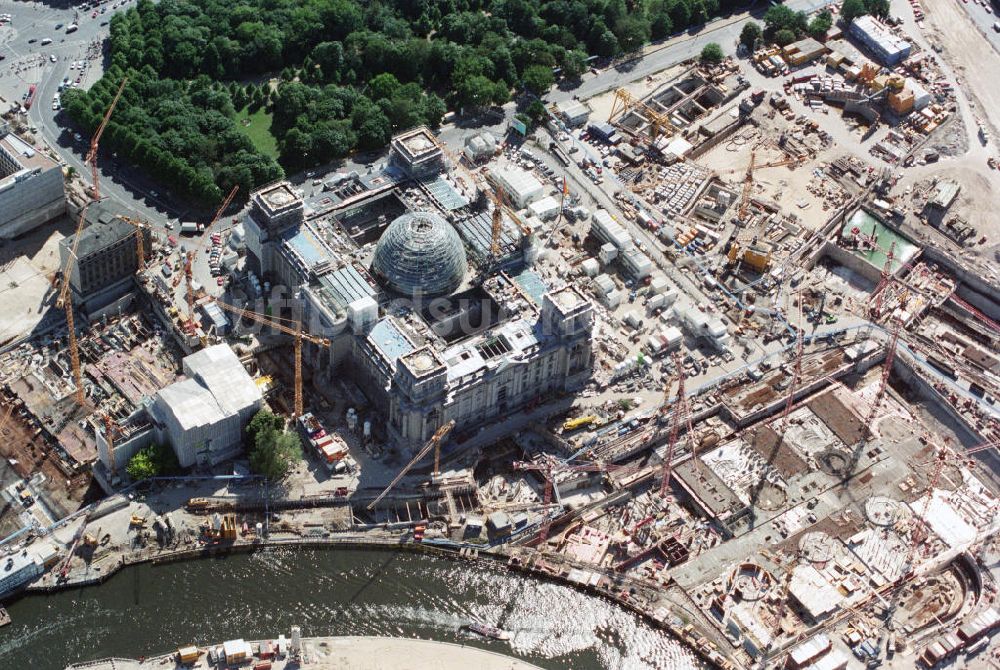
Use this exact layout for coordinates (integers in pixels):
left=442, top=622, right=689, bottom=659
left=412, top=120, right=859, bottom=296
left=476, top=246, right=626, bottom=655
left=0, top=0, right=183, bottom=223
left=955, top=0, right=1000, bottom=52
left=546, top=0, right=834, bottom=105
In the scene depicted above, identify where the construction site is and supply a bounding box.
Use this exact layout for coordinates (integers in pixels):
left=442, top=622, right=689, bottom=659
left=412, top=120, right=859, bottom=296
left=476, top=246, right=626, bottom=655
left=0, top=2, right=997, bottom=669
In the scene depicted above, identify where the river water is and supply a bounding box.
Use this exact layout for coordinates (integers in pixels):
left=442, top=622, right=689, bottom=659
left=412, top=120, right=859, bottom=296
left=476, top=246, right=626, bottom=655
left=0, top=548, right=704, bottom=670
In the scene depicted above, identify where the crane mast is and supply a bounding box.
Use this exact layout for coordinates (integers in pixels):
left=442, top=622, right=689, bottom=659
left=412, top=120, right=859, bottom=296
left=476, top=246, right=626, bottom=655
left=211, top=300, right=328, bottom=418
left=57, top=77, right=128, bottom=407
left=368, top=421, right=456, bottom=510
left=660, top=352, right=689, bottom=498
left=187, top=185, right=239, bottom=318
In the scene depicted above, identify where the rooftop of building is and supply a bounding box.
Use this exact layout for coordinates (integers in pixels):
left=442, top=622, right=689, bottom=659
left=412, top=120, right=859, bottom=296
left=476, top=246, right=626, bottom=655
left=59, top=201, right=139, bottom=259
left=154, top=344, right=260, bottom=431
left=0, top=128, right=59, bottom=178
left=253, top=182, right=302, bottom=217
left=390, top=126, right=443, bottom=164
left=850, top=15, right=911, bottom=53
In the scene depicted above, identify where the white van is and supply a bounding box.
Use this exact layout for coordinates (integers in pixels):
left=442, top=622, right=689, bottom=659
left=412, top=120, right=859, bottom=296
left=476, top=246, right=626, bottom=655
left=41, top=38, right=52, bottom=46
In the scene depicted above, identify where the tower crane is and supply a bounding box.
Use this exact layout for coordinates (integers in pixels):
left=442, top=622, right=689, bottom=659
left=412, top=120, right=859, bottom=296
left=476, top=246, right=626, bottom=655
left=607, top=88, right=675, bottom=144
left=185, top=185, right=239, bottom=318
left=367, top=421, right=456, bottom=510
left=490, top=185, right=505, bottom=262
left=86, top=77, right=128, bottom=202
left=211, top=301, right=329, bottom=418
left=513, top=456, right=622, bottom=545
left=101, top=413, right=119, bottom=478
left=869, top=241, right=896, bottom=319
left=115, top=215, right=176, bottom=272
left=879, top=438, right=1000, bottom=629
left=778, top=302, right=805, bottom=430
left=660, top=352, right=695, bottom=498
left=846, top=316, right=903, bottom=476
left=56, top=77, right=128, bottom=407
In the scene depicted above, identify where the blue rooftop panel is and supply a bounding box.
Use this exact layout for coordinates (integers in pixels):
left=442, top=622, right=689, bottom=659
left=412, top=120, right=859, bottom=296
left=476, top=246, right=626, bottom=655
left=282, top=225, right=328, bottom=267
left=368, top=318, right=414, bottom=363
left=513, top=269, right=548, bottom=304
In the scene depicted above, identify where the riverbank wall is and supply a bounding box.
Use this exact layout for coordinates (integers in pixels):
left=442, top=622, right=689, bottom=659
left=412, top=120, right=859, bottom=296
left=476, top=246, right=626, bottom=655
left=25, top=532, right=734, bottom=669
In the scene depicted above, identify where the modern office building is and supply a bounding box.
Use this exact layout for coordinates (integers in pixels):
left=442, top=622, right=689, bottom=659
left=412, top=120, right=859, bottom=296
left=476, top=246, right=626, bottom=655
left=0, top=124, right=66, bottom=239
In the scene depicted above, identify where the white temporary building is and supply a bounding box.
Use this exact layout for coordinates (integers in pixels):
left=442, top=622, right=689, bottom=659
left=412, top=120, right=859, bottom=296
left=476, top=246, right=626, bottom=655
left=492, top=164, right=544, bottom=208
left=151, top=344, right=263, bottom=467
left=528, top=196, right=560, bottom=221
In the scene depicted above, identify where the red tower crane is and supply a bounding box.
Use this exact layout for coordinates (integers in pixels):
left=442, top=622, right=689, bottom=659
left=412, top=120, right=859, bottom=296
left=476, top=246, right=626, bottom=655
left=869, top=241, right=896, bottom=319
left=185, top=184, right=239, bottom=318
left=660, top=352, right=693, bottom=498
left=86, top=78, right=128, bottom=202
left=862, top=316, right=902, bottom=437
left=779, top=302, right=805, bottom=429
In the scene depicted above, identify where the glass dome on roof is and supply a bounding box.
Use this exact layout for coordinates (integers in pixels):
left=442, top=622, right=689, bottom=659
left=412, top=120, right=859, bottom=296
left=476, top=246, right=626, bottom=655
left=371, top=212, right=467, bottom=298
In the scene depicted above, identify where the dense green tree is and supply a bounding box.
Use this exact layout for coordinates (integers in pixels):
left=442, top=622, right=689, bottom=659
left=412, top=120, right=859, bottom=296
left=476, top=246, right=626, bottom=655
left=126, top=443, right=180, bottom=480
left=739, top=21, right=762, bottom=50
left=774, top=29, right=797, bottom=47
left=841, top=0, right=867, bottom=23
left=455, top=73, right=500, bottom=108
left=614, top=15, right=651, bottom=54
left=700, top=42, right=724, bottom=63
left=522, top=64, right=555, bottom=95
left=249, top=427, right=302, bottom=480
left=650, top=12, right=674, bottom=41
left=246, top=409, right=285, bottom=447
left=763, top=5, right=808, bottom=39
left=865, top=0, right=891, bottom=18
left=72, top=0, right=742, bottom=200
left=807, top=10, right=833, bottom=39
left=561, top=49, right=588, bottom=80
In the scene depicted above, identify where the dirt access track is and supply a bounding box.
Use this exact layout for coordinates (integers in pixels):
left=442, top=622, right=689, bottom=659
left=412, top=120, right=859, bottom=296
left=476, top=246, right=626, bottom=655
left=918, top=0, right=1000, bottom=145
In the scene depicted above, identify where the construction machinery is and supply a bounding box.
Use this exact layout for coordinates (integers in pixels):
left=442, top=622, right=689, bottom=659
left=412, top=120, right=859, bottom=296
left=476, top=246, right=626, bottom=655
left=211, top=301, right=329, bottom=418
left=846, top=317, right=903, bottom=476
left=562, top=415, right=598, bottom=432
left=367, top=420, right=456, bottom=510
left=56, top=77, right=128, bottom=407
left=185, top=185, right=238, bottom=318
left=735, top=148, right=797, bottom=222
left=116, top=215, right=178, bottom=273
left=878, top=438, right=1000, bottom=632
left=85, top=77, right=128, bottom=203
left=869, top=241, right=896, bottom=318
left=779, top=302, right=805, bottom=430
left=607, top=88, right=675, bottom=143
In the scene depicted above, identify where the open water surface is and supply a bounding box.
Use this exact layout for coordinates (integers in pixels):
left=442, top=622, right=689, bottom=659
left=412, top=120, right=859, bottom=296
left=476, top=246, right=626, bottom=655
left=0, top=547, right=704, bottom=670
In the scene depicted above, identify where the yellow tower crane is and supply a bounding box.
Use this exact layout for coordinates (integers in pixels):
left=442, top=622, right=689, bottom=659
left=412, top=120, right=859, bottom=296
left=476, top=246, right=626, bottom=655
left=368, top=420, right=456, bottom=510
left=57, top=77, right=128, bottom=406
left=211, top=301, right=329, bottom=418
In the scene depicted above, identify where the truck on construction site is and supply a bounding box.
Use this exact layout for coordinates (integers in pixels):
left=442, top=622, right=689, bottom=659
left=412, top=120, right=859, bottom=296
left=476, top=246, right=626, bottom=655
left=179, top=222, right=203, bottom=235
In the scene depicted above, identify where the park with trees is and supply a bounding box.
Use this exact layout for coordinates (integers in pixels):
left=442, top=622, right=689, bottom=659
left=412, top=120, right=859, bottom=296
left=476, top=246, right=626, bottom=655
left=64, top=0, right=754, bottom=205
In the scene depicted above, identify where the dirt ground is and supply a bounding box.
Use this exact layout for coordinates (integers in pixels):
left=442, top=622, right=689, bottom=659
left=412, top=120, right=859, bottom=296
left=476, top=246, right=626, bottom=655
left=0, top=402, right=91, bottom=532
left=587, top=63, right=688, bottom=124
left=918, top=0, right=1000, bottom=149
left=0, top=215, right=74, bottom=346
left=695, top=126, right=842, bottom=231
left=897, top=163, right=999, bottom=241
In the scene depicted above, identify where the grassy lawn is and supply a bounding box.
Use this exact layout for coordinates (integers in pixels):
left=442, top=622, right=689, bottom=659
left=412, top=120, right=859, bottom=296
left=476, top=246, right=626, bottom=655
left=234, top=105, right=279, bottom=159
